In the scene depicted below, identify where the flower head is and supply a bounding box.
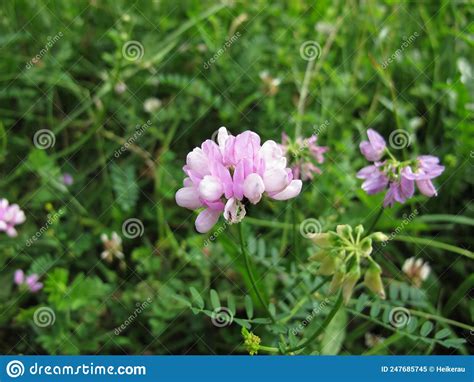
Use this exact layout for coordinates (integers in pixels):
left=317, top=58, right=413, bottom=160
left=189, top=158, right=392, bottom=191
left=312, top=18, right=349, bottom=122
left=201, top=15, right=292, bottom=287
left=14, top=269, right=43, bottom=293
left=61, top=173, right=74, bottom=186
left=100, top=232, right=124, bottom=263
left=310, top=224, right=387, bottom=304
left=0, top=199, right=26, bottom=237
left=175, top=127, right=302, bottom=233
left=357, top=130, right=444, bottom=206
left=280, top=133, right=328, bottom=181
left=242, top=327, right=261, bottom=355
left=402, top=257, right=430, bottom=287
left=259, top=71, right=281, bottom=96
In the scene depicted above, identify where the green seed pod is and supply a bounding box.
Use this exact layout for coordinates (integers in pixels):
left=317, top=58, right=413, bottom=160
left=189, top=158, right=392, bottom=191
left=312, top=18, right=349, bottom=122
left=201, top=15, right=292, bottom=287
left=329, top=270, right=345, bottom=295
left=318, top=256, right=340, bottom=276
left=308, top=249, right=329, bottom=262
left=311, top=233, right=331, bottom=247
left=364, top=265, right=386, bottom=299
left=342, top=266, right=361, bottom=304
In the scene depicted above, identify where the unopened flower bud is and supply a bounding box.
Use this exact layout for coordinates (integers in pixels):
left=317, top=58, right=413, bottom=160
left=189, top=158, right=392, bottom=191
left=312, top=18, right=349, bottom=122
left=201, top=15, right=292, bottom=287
left=336, top=224, right=353, bottom=240
left=359, top=237, right=373, bottom=257
left=354, top=224, right=364, bottom=239
left=370, top=232, right=389, bottom=242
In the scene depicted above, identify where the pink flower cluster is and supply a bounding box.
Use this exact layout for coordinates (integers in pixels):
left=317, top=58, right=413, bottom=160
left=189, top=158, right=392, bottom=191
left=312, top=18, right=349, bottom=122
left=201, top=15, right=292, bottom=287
left=175, top=127, right=302, bottom=233
left=280, top=133, right=328, bottom=181
left=14, top=269, right=43, bottom=292
left=357, top=129, right=445, bottom=207
left=0, top=199, right=26, bottom=237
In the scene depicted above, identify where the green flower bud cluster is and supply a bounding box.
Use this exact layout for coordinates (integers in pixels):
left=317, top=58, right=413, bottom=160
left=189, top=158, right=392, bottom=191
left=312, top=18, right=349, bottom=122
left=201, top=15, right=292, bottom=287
left=310, top=224, right=388, bottom=304
left=242, top=327, right=261, bottom=355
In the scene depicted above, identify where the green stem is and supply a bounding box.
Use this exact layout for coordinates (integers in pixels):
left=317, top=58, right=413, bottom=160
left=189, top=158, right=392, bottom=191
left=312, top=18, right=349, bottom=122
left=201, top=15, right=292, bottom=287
left=394, top=235, right=474, bottom=260
left=367, top=205, right=384, bottom=234
left=280, top=278, right=328, bottom=324
left=259, top=345, right=280, bottom=353
left=285, top=292, right=344, bottom=353
left=239, top=223, right=275, bottom=323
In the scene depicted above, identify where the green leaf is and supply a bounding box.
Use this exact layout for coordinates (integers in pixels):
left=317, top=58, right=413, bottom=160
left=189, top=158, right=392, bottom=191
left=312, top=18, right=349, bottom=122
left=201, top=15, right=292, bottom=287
left=233, top=318, right=251, bottom=329
left=442, top=338, right=466, bottom=349
left=268, top=303, right=276, bottom=317
left=370, top=301, right=381, bottom=318
left=245, top=295, right=254, bottom=319
left=389, top=284, right=399, bottom=300
left=356, top=294, right=368, bottom=312
left=190, top=287, right=204, bottom=309
left=110, top=163, right=139, bottom=213
left=434, top=328, right=451, bottom=340
left=406, top=316, right=418, bottom=334
left=227, top=294, right=236, bottom=316
left=420, top=321, right=434, bottom=337
left=321, top=308, right=347, bottom=355
left=210, top=289, right=220, bottom=310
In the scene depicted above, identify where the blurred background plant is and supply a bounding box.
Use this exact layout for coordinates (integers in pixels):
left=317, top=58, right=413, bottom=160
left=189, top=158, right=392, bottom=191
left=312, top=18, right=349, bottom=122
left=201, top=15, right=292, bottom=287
left=0, top=0, right=472, bottom=355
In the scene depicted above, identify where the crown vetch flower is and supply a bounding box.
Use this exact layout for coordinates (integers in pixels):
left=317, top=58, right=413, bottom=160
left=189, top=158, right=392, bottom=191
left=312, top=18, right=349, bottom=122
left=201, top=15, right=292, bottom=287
left=175, top=127, right=302, bottom=233
left=402, top=257, right=431, bottom=287
left=357, top=130, right=444, bottom=206
left=359, top=129, right=386, bottom=161
left=0, top=199, right=26, bottom=237
left=14, top=269, right=43, bottom=293
left=280, top=133, right=328, bottom=181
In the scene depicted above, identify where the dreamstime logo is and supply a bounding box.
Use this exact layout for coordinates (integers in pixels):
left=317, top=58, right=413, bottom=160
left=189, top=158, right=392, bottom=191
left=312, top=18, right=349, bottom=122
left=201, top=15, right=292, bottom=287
left=33, top=129, right=56, bottom=149
left=122, top=41, right=144, bottom=61
left=299, top=218, right=322, bottom=239
left=381, top=32, right=419, bottom=69
left=33, top=307, right=56, bottom=327
left=114, top=120, right=152, bottom=158
left=291, top=298, right=329, bottom=335
left=203, top=220, right=229, bottom=247
left=211, top=307, right=233, bottom=327
left=114, top=297, right=152, bottom=335
left=26, top=208, right=65, bottom=247
left=122, top=218, right=144, bottom=239
left=388, top=129, right=411, bottom=149
left=389, top=307, right=411, bottom=328
left=382, top=209, right=418, bottom=247
left=6, top=360, right=25, bottom=378
left=299, top=41, right=322, bottom=61
left=203, top=32, right=241, bottom=69
left=25, top=32, right=64, bottom=70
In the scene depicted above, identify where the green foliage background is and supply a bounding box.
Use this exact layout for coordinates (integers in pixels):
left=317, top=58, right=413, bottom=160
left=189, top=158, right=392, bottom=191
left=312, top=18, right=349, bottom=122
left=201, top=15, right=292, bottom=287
left=0, top=0, right=472, bottom=355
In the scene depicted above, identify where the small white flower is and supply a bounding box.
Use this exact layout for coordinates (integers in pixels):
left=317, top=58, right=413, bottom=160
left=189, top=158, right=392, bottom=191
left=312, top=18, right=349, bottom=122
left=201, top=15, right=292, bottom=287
left=114, top=82, right=127, bottom=95
left=143, top=97, right=162, bottom=113
left=101, top=231, right=124, bottom=262
left=402, top=257, right=431, bottom=286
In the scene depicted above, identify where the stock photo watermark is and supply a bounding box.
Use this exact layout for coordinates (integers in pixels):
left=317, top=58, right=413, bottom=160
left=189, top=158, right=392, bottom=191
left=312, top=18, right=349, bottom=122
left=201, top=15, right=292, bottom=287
left=25, top=32, right=64, bottom=70
left=203, top=32, right=241, bottom=69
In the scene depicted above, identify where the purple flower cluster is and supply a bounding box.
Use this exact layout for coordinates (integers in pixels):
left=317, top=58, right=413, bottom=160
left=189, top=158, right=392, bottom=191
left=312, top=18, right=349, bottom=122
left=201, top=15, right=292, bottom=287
left=14, top=270, right=43, bottom=293
left=357, top=129, right=444, bottom=207
left=280, top=133, right=328, bottom=181
left=0, top=199, right=26, bottom=237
